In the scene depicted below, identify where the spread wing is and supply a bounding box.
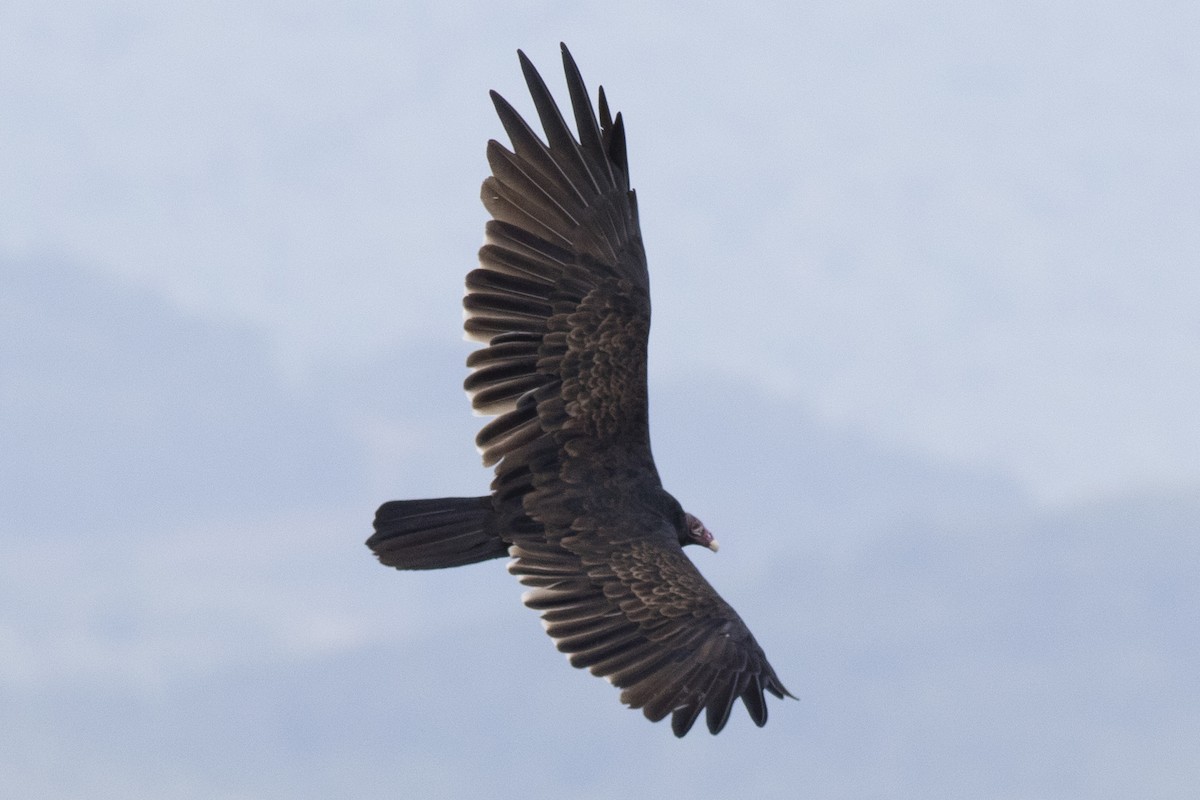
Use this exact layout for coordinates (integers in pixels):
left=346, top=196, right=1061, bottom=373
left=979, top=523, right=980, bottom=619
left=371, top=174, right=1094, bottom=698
left=464, top=44, right=790, bottom=735
left=516, top=513, right=793, bottom=736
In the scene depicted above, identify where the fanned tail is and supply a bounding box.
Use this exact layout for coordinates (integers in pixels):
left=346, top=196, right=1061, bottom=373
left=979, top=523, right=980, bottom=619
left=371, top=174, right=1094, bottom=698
left=367, top=497, right=507, bottom=570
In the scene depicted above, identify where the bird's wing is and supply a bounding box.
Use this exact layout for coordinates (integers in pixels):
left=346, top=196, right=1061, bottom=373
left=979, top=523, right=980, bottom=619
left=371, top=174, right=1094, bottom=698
left=464, top=43, right=655, bottom=493
left=512, top=506, right=792, bottom=736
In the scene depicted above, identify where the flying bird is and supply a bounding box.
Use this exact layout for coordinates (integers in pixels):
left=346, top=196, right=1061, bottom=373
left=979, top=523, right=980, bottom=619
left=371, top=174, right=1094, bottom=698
left=368, top=43, right=792, bottom=737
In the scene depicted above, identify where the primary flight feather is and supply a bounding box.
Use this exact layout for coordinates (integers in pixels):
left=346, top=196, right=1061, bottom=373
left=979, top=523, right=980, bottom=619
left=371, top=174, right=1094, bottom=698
left=368, top=43, right=792, bottom=737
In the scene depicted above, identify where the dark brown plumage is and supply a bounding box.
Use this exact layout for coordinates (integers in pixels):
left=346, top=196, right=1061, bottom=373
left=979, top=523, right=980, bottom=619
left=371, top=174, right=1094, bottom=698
left=368, top=43, right=792, bottom=736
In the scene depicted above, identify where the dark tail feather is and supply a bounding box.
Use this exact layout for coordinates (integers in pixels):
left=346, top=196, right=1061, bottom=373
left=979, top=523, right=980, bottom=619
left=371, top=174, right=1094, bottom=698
left=367, top=497, right=508, bottom=570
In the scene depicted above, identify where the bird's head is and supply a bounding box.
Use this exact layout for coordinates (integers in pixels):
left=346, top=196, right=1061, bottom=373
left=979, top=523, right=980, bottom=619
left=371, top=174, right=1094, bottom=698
left=683, top=511, right=719, bottom=553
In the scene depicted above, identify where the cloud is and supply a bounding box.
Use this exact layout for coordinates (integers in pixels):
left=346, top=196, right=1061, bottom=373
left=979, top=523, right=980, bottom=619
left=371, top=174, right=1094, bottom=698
left=3, top=3, right=1198, bottom=797
left=2, top=258, right=1195, bottom=796
left=0, top=255, right=365, bottom=532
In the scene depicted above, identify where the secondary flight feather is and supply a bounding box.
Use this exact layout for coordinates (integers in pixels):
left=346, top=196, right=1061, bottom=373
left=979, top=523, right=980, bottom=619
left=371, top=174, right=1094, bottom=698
left=368, top=43, right=792, bottom=736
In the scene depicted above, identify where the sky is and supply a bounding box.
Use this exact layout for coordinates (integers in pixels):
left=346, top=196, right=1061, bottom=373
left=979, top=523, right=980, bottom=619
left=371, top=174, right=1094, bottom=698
left=2, top=2, right=1199, bottom=798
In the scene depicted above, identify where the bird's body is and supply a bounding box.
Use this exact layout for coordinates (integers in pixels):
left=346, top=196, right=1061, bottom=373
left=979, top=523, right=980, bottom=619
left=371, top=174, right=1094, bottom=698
left=368, top=44, right=791, bottom=737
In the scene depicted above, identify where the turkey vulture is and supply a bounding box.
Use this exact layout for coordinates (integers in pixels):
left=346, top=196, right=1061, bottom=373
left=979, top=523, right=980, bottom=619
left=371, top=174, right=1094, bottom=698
left=368, top=43, right=792, bottom=736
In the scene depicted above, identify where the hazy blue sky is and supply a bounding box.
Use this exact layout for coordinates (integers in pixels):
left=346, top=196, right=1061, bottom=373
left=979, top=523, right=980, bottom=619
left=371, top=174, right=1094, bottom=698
left=3, top=2, right=1198, bottom=798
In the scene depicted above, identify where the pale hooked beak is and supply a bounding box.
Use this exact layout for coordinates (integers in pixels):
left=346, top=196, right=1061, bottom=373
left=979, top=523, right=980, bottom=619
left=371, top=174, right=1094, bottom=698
left=685, top=512, right=719, bottom=553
